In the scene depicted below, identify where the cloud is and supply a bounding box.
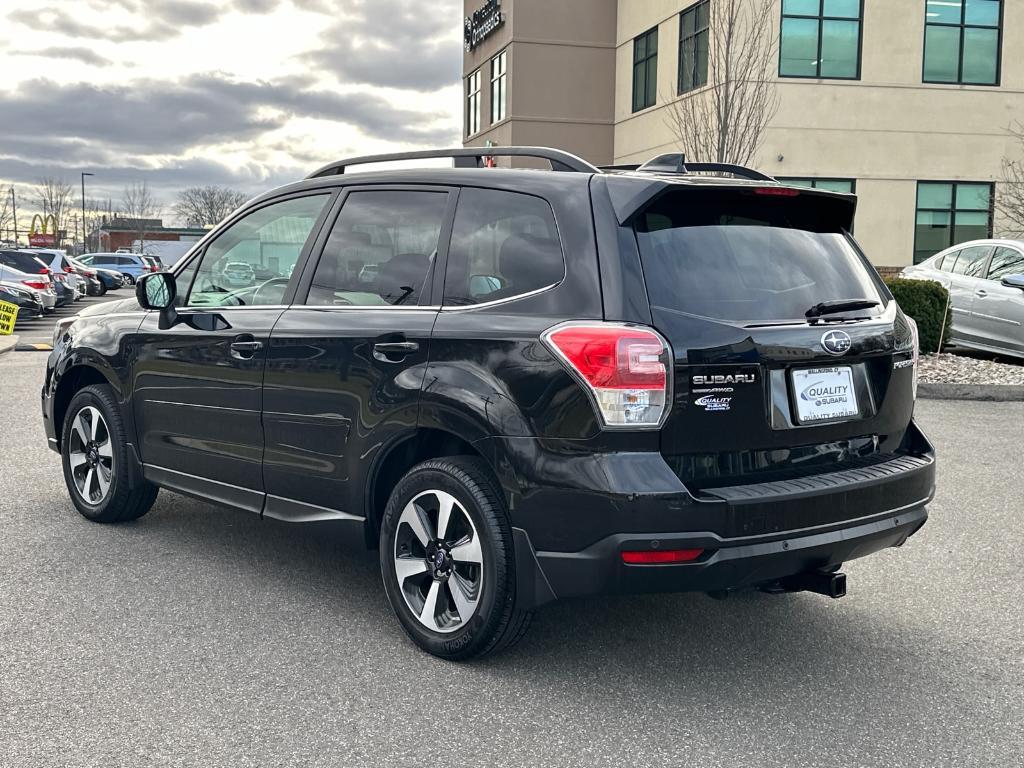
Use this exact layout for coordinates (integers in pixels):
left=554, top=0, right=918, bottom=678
left=14, top=46, right=113, bottom=67
left=304, top=0, right=462, bottom=92
left=0, top=74, right=456, bottom=157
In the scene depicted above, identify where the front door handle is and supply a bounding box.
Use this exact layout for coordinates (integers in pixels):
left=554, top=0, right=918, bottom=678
left=373, top=341, right=419, bottom=362
left=975, top=289, right=988, bottom=297
left=230, top=337, right=263, bottom=359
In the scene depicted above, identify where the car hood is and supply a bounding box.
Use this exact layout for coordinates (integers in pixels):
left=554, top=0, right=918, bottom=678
left=78, top=296, right=142, bottom=318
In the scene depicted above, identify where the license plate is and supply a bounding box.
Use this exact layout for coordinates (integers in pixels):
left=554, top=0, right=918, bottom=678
left=791, top=366, right=859, bottom=424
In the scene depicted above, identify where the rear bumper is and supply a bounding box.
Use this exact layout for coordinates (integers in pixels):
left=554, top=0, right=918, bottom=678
left=500, top=422, right=935, bottom=609
left=522, top=502, right=927, bottom=606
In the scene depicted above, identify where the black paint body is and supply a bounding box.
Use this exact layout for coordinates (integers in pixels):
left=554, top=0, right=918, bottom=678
left=42, top=168, right=935, bottom=607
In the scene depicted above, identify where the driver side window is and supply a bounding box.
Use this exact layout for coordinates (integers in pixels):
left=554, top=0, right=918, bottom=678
left=186, top=195, right=329, bottom=307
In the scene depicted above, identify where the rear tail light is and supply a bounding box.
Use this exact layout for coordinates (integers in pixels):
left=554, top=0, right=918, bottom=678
left=541, top=321, right=671, bottom=428
left=65, top=266, right=76, bottom=273
left=22, top=280, right=49, bottom=290
left=622, top=548, right=703, bottom=564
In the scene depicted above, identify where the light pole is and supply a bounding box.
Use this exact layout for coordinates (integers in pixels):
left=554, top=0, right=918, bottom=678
left=10, top=186, right=18, bottom=245
left=81, top=172, right=94, bottom=255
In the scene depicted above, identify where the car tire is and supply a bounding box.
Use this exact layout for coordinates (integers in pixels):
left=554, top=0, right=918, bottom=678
left=61, top=384, right=158, bottom=524
left=97, top=282, right=107, bottom=295
left=379, top=456, right=532, bottom=660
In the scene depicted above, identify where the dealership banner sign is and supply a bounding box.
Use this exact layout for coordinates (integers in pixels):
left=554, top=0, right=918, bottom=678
left=465, top=0, right=503, bottom=51
left=0, top=300, right=18, bottom=335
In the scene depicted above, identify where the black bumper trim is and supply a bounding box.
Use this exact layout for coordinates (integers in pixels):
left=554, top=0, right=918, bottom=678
left=527, top=503, right=928, bottom=605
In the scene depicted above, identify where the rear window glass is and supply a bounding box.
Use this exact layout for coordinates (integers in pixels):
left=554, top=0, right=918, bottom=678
left=633, top=190, right=883, bottom=324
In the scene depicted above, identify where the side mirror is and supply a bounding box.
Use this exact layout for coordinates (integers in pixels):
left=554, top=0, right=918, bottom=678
left=1000, top=274, right=1024, bottom=290
left=136, top=271, right=178, bottom=329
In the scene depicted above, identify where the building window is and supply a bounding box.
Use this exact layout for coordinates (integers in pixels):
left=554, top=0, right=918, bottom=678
left=923, top=0, right=1002, bottom=85
left=466, top=70, right=482, bottom=136
left=777, top=177, right=856, bottom=194
left=678, top=1, right=710, bottom=94
left=632, top=26, right=658, bottom=112
left=490, top=50, right=507, bottom=124
left=779, top=0, right=863, bottom=79
left=914, top=182, right=993, bottom=264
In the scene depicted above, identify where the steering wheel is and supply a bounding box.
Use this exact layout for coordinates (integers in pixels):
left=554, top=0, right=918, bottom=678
left=250, top=277, right=290, bottom=305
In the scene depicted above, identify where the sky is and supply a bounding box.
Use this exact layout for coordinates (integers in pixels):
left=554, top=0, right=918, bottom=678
left=0, top=0, right=464, bottom=222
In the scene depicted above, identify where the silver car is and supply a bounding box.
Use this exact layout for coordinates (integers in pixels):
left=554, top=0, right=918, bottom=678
left=900, top=239, right=1024, bottom=359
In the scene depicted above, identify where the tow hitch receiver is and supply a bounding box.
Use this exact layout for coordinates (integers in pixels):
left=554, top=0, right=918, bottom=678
left=765, top=569, right=847, bottom=599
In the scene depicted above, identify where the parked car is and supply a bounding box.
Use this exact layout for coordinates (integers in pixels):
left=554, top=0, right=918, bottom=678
left=143, top=254, right=165, bottom=271
left=0, top=250, right=69, bottom=306
left=900, top=239, right=1024, bottom=359
left=0, top=258, right=56, bottom=311
left=220, top=261, right=255, bottom=287
left=80, top=252, right=151, bottom=284
left=0, top=281, right=45, bottom=318
left=68, top=256, right=123, bottom=294
left=49, top=270, right=77, bottom=307
left=29, top=249, right=88, bottom=300
left=43, top=147, right=934, bottom=660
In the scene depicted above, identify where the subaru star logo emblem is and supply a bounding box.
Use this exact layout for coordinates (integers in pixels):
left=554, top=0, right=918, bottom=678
left=821, top=330, right=852, bottom=356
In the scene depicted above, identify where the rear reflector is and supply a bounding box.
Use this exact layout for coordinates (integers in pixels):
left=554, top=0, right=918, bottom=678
left=622, top=549, right=704, bottom=564
left=541, top=322, right=670, bottom=428
left=754, top=187, right=800, bottom=197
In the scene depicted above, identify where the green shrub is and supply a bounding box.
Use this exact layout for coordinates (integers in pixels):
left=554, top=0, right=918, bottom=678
left=883, top=278, right=951, bottom=354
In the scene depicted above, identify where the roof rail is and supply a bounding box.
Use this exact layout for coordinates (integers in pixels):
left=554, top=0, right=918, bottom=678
left=307, top=147, right=601, bottom=178
left=636, top=153, right=775, bottom=181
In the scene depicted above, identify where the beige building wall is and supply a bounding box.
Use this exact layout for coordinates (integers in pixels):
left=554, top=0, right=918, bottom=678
left=613, top=0, right=1024, bottom=265
left=464, top=0, right=1024, bottom=266
left=463, top=0, right=617, bottom=165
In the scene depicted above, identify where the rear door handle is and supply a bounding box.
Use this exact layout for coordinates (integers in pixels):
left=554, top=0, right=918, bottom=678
left=230, top=337, right=263, bottom=359
left=373, top=341, right=419, bottom=362
left=975, top=289, right=988, bottom=297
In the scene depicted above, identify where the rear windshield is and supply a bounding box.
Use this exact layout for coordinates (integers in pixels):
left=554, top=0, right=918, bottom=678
left=634, top=189, right=885, bottom=324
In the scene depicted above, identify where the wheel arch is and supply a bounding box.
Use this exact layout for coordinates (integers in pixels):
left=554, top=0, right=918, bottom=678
left=363, top=427, right=515, bottom=549
left=52, top=363, right=119, bottom=448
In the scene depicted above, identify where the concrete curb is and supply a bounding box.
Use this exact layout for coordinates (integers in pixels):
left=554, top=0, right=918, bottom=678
left=0, top=335, right=18, bottom=356
left=918, top=382, right=1024, bottom=402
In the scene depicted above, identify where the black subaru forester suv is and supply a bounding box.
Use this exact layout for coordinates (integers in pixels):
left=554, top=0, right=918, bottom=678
left=43, top=148, right=934, bottom=659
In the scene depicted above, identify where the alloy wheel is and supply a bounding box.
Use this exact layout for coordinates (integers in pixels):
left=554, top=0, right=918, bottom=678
left=393, top=489, right=483, bottom=634
left=67, top=406, right=114, bottom=505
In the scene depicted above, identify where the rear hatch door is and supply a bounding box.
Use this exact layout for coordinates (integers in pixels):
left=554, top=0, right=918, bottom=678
left=632, top=185, right=916, bottom=489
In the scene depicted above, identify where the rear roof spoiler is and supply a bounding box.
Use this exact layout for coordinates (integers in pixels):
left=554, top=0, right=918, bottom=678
left=599, top=175, right=858, bottom=227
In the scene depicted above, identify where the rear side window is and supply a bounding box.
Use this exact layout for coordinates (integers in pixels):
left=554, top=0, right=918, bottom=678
left=443, top=188, right=563, bottom=306
left=988, top=246, right=1024, bottom=280
left=307, top=191, right=448, bottom=307
left=949, top=245, right=989, bottom=276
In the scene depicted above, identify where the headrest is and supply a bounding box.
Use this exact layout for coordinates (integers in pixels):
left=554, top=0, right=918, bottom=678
left=499, top=234, right=562, bottom=288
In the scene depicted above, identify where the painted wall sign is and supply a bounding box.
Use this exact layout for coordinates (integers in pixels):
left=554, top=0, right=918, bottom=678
left=465, top=0, right=503, bottom=51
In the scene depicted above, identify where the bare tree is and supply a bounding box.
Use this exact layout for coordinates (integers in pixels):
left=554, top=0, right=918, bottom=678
left=995, top=121, right=1024, bottom=237
left=173, top=185, right=248, bottom=228
left=120, top=181, right=161, bottom=253
left=0, top=185, right=13, bottom=242
left=664, top=0, right=779, bottom=166
left=35, top=176, right=75, bottom=245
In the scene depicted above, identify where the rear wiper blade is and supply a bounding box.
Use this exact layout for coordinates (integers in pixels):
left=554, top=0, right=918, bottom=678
left=805, top=299, right=880, bottom=318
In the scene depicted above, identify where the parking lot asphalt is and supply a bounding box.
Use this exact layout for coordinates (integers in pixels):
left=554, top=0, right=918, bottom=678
left=8, top=292, right=124, bottom=349
left=0, top=352, right=1021, bottom=767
